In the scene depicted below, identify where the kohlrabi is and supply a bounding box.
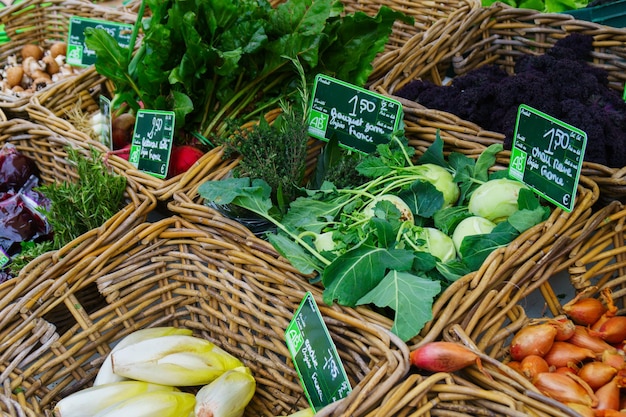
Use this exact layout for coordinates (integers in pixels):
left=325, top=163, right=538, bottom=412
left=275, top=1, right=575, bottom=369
left=468, top=178, right=529, bottom=223
left=452, top=216, right=497, bottom=256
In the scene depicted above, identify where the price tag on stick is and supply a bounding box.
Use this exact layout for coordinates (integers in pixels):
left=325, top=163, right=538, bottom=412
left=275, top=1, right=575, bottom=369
left=307, top=74, right=403, bottom=154
left=509, top=104, right=587, bottom=212
left=67, top=16, right=133, bottom=67
left=128, top=110, right=175, bottom=179
left=285, top=292, right=352, bottom=412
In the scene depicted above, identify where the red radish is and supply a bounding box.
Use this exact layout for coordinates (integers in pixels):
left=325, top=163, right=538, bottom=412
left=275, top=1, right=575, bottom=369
left=112, top=113, right=136, bottom=149
left=168, top=145, right=204, bottom=178
left=510, top=323, right=557, bottom=361
left=542, top=341, right=596, bottom=368
left=410, top=342, right=482, bottom=373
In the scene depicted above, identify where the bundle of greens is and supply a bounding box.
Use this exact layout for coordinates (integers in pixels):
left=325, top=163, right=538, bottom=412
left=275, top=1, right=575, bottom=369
left=198, top=134, right=551, bottom=341
left=84, top=0, right=412, bottom=142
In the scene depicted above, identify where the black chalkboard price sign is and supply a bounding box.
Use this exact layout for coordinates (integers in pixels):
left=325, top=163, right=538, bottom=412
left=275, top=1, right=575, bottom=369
left=307, top=74, right=403, bottom=154
left=285, top=292, right=351, bottom=412
left=67, top=16, right=133, bottom=67
left=128, top=110, right=175, bottom=179
left=509, top=104, right=587, bottom=212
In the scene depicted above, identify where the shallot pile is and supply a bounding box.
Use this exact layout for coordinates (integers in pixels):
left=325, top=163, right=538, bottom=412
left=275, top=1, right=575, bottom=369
left=507, top=289, right=626, bottom=416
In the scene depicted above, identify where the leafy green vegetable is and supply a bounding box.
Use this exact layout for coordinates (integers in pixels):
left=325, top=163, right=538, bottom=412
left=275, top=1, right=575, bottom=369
left=358, top=270, right=441, bottom=342
left=85, top=0, right=412, bottom=140
left=198, top=133, right=551, bottom=341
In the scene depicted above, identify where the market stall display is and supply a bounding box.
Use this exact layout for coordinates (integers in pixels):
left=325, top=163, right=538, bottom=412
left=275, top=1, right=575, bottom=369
left=0, top=0, right=138, bottom=117
left=378, top=193, right=626, bottom=416
left=0, top=214, right=409, bottom=417
left=26, top=0, right=481, bottom=202
left=0, top=117, right=155, bottom=289
left=169, top=134, right=600, bottom=348
left=371, top=4, right=626, bottom=202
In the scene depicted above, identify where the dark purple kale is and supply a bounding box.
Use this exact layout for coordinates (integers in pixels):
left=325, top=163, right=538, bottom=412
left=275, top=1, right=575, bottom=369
left=395, top=33, right=626, bottom=168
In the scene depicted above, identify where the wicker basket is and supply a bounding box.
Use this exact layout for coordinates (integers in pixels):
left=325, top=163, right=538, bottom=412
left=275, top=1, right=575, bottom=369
left=0, top=0, right=138, bottom=117
left=169, top=132, right=602, bottom=347
left=0, top=117, right=155, bottom=289
left=357, top=201, right=626, bottom=417
left=0, top=214, right=410, bottom=417
left=371, top=4, right=626, bottom=203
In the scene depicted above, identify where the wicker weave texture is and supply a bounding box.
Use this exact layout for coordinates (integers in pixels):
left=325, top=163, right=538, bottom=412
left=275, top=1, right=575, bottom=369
left=0, top=117, right=155, bottom=293
left=371, top=4, right=626, bottom=201
left=0, top=215, right=409, bottom=417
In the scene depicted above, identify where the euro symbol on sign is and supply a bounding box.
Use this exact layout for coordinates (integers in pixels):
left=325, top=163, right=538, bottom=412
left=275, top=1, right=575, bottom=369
left=563, top=193, right=571, bottom=207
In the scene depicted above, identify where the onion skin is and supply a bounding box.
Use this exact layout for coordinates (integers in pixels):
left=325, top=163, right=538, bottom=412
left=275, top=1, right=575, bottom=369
left=520, top=355, right=550, bottom=380
left=590, top=316, right=626, bottom=344
left=532, top=372, right=598, bottom=407
left=568, top=326, right=616, bottom=354
left=510, top=323, right=557, bottom=361
left=563, top=297, right=607, bottom=326
left=602, top=351, right=625, bottom=370
left=542, top=341, right=596, bottom=369
left=551, top=317, right=576, bottom=341
left=595, top=411, right=626, bottom=417
left=577, top=362, right=617, bottom=391
left=595, top=377, right=620, bottom=411
left=410, top=342, right=480, bottom=372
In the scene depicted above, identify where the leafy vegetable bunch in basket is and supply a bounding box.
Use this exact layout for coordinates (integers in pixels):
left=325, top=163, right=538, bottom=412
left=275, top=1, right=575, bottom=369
left=196, top=130, right=597, bottom=343
left=370, top=4, right=626, bottom=203
left=82, top=0, right=412, bottom=178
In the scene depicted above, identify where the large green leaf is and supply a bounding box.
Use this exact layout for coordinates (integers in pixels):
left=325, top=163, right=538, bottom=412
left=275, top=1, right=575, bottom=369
left=268, top=233, right=321, bottom=274
left=358, top=270, right=441, bottom=341
left=322, top=244, right=414, bottom=306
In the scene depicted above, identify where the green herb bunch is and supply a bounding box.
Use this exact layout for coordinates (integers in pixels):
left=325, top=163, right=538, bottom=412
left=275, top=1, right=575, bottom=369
left=9, top=148, right=127, bottom=274
left=84, top=0, right=412, bottom=141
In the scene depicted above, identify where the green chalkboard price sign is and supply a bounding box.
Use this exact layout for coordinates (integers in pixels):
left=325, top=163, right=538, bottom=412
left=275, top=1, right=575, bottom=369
left=128, top=110, right=175, bottom=179
left=509, top=104, right=587, bottom=212
left=285, top=292, right=351, bottom=412
left=67, top=16, right=133, bottom=67
left=307, top=74, right=403, bottom=154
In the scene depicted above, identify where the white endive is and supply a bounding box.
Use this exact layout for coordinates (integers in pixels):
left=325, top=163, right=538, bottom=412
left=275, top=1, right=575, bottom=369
left=282, top=408, right=315, bottom=417
left=53, top=380, right=177, bottom=417
left=194, top=367, right=256, bottom=417
left=111, top=334, right=243, bottom=386
left=92, top=390, right=196, bottom=417
left=94, top=326, right=193, bottom=386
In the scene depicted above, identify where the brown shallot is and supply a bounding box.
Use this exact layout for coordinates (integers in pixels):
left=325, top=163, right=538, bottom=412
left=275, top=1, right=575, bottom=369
left=532, top=372, right=598, bottom=407
left=410, top=341, right=483, bottom=373
left=510, top=323, right=557, bottom=361
left=577, top=362, right=618, bottom=391
left=542, top=341, right=596, bottom=369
